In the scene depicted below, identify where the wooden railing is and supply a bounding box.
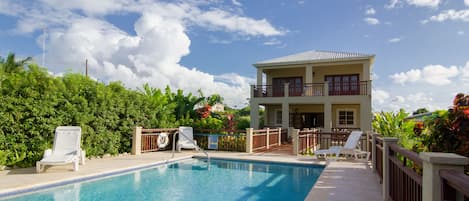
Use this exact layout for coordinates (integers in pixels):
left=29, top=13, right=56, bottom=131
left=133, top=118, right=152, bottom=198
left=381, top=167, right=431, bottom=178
left=251, top=81, right=370, bottom=98
left=369, top=135, right=469, bottom=201
left=298, top=130, right=315, bottom=154
left=193, top=132, right=246, bottom=152
left=388, top=143, right=422, bottom=201
left=295, top=130, right=368, bottom=155
left=440, top=169, right=469, bottom=201
left=141, top=128, right=177, bottom=153
left=251, top=128, right=282, bottom=152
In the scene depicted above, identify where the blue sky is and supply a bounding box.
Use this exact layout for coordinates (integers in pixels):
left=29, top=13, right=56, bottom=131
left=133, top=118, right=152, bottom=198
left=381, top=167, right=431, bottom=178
left=0, top=0, right=468, bottom=111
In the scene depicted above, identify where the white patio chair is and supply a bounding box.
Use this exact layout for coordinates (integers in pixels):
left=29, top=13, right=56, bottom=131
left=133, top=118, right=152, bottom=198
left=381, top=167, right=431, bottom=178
left=314, top=131, right=369, bottom=160
left=176, top=126, right=199, bottom=152
left=36, top=126, right=85, bottom=173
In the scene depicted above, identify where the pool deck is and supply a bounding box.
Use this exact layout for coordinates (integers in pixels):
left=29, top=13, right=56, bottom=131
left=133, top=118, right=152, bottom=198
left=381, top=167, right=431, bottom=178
left=0, top=151, right=382, bottom=200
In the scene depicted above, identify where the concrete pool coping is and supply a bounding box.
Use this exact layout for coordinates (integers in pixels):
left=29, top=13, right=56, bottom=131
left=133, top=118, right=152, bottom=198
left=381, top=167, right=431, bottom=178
left=0, top=151, right=381, bottom=200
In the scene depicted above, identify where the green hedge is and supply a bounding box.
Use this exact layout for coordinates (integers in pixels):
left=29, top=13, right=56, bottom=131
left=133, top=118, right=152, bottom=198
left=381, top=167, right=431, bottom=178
left=0, top=64, right=178, bottom=167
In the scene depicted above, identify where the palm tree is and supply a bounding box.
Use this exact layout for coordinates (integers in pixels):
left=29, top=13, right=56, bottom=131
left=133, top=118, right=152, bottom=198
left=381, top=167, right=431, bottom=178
left=0, top=53, right=32, bottom=73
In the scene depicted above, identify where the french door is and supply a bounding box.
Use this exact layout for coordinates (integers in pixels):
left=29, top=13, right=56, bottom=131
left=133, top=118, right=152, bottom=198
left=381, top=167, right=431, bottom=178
left=272, top=77, right=303, bottom=96
left=325, top=74, right=359, bottom=95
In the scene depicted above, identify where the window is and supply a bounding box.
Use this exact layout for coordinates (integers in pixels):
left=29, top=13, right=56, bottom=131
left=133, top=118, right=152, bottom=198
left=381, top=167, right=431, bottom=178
left=336, top=109, right=356, bottom=128
left=325, top=74, right=359, bottom=95
left=272, top=77, right=303, bottom=96
left=275, top=110, right=282, bottom=125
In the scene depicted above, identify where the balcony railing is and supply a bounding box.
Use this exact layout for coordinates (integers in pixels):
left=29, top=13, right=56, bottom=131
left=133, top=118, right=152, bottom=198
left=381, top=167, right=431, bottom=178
left=252, top=81, right=370, bottom=98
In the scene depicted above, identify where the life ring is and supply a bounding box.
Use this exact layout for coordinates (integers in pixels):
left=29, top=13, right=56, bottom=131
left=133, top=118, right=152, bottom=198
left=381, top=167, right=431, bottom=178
left=157, top=133, right=169, bottom=149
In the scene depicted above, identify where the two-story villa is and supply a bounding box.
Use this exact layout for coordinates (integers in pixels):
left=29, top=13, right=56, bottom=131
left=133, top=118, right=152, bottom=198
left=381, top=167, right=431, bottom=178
left=249, top=50, right=374, bottom=133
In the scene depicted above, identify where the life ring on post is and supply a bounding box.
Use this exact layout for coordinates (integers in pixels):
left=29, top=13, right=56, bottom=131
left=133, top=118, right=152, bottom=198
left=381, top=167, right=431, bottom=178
left=157, top=133, right=170, bottom=149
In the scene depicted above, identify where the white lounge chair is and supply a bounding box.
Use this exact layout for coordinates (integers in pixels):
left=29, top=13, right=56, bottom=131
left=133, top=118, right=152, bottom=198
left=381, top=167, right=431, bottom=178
left=314, top=131, right=369, bottom=160
left=176, top=126, right=199, bottom=152
left=36, top=126, right=85, bottom=173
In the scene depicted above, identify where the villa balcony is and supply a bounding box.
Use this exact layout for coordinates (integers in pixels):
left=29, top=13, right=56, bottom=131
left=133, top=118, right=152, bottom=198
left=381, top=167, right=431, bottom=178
left=251, top=81, right=371, bottom=98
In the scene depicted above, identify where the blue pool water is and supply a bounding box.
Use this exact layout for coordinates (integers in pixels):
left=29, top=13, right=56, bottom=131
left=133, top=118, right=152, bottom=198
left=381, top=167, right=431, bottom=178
left=1, top=158, right=324, bottom=201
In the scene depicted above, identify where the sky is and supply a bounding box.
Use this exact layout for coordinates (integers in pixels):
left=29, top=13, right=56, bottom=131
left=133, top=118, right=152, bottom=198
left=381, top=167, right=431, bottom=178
left=0, top=0, right=468, bottom=112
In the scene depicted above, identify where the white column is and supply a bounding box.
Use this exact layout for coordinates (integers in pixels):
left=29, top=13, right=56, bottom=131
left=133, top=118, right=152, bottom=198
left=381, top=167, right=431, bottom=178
left=324, top=81, right=329, bottom=96
left=250, top=103, right=259, bottom=129
left=324, top=102, right=332, bottom=132
left=305, top=65, right=313, bottom=83
left=257, top=68, right=263, bottom=86
left=282, top=102, right=289, bottom=129
left=360, top=100, right=372, bottom=132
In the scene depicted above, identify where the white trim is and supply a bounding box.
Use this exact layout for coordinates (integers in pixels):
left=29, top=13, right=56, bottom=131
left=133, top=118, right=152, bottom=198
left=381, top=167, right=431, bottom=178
left=274, top=109, right=282, bottom=126
left=336, top=108, right=357, bottom=128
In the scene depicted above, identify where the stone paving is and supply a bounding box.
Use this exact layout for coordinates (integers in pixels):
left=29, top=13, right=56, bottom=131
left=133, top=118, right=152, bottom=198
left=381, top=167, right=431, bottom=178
left=0, top=149, right=382, bottom=201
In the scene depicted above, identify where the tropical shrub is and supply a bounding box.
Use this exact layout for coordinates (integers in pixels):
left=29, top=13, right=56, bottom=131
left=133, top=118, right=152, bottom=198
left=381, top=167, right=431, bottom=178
left=422, top=109, right=469, bottom=157
left=372, top=109, right=418, bottom=149
left=0, top=55, right=223, bottom=167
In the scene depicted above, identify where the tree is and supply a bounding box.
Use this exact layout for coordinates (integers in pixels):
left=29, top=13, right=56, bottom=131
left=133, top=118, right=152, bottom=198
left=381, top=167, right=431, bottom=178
left=412, top=108, right=429, bottom=115
left=0, top=53, right=32, bottom=73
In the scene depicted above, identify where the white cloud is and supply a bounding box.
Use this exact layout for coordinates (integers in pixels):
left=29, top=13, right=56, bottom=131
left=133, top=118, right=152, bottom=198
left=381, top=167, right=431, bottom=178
left=458, top=31, right=465, bottom=35
left=298, top=1, right=305, bottom=5
left=364, top=17, right=380, bottom=25
left=373, top=89, right=390, bottom=104
left=390, top=69, right=421, bottom=85
left=263, top=38, right=281, bottom=46
left=232, top=0, right=242, bottom=6
left=388, top=37, right=401, bottom=43
left=385, top=0, right=401, bottom=9
left=390, top=64, right=460, bottom=86
left=466, top=0, right=469, bottom=6
left=422, top=65, right=459, bottom=85
left=192, top=8, right=285, bottom=36
left=5, top=1, right=285, bottom=108
left=460, top=62, right=469, bottom=80
left=365, top=8, right=376, bottom=15
left=427, top=9, right=469, bottom=22
left=406, top=0, right=441, bottom=8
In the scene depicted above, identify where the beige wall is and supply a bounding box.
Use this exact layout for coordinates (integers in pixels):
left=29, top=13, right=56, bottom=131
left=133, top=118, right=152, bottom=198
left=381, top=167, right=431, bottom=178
left=265, top=105, right=281, bottom=126
left=331, top=104, right=361, bottom=128
left=265, top=67, right=305, bottom=85
left=313, top=64, right=364, bottom=82
left=263, top=63, right=365, bottom=85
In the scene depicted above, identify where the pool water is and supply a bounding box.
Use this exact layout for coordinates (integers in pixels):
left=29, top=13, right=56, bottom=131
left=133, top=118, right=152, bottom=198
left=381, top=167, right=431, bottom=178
left=2, top=158, right=324, bottom=201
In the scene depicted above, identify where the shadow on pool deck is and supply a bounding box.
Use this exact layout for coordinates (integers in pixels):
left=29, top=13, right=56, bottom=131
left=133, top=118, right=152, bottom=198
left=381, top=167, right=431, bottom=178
left=0, top=151, right=382, bottom=201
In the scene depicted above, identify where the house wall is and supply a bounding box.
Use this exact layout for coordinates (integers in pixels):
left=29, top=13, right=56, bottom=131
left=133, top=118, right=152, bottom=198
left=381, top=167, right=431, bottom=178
left=263, top=63, right=365, bottom=84
left=331, top=104, right=361, bottom=128
left=313, top=64, right=364, bottom=82
left=265, top=67, right=305, bottom=85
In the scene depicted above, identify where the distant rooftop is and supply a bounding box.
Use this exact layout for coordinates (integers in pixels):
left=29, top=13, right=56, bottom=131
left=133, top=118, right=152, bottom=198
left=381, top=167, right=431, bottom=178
left=254, top=50, right=374, bottom=67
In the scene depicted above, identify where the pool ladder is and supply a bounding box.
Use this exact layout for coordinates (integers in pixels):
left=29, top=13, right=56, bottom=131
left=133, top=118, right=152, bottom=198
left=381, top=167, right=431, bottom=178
left=171, top=131, right=211, bottom=164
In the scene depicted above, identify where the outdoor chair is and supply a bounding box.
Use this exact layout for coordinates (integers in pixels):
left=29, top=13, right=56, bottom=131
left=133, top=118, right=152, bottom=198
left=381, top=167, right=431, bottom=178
left=314, top=131, right=369, bottom=160
left=176, top=126, right=199, bottom=152
left=36, top=126, right=85, bottom=173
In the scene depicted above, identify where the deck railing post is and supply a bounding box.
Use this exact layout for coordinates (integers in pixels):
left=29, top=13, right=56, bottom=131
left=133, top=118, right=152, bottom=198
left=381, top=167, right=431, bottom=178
left=419, top=152, right=469, bottom=201
left=371, top=133, right=378, bottom=173
left=266, top=128, right=270, bottom=149
left=278, top=128, right=282, bottom=145
left=291, top=128, right=299, bottom=155
left=382, top=137, right=398, bottom=201
left=246, top=128, right=253, bottom=153
left=132, top=126, right=142, bottom=155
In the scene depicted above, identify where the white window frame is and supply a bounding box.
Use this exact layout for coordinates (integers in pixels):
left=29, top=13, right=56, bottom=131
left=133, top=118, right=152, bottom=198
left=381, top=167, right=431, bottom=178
left=336, top=108, right=357, bottom=128
left=274, top=109, right=282, bottom=126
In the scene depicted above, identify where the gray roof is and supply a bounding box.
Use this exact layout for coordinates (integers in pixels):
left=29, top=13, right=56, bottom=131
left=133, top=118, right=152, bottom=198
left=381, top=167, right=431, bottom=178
left=254, top=50, right=374, bottom=67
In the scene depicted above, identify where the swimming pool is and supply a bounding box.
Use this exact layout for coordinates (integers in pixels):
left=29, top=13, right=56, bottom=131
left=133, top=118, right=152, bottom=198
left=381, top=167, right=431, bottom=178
left=1, top=158, right=324, bottom=201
